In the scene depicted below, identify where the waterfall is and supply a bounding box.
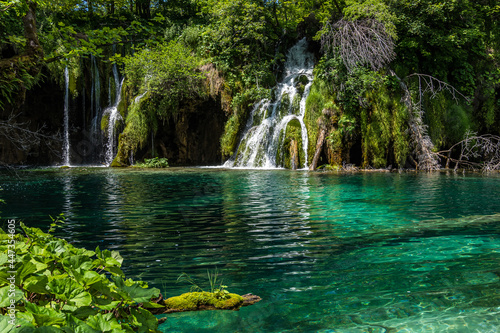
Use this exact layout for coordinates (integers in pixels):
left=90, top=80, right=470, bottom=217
left=90, top=55, right=101, bottom=150
left=62, top=67, right=70, bottom=166
left=103, top=65, right=124, bottom=166
left=224, top=38, right=314, bottom=169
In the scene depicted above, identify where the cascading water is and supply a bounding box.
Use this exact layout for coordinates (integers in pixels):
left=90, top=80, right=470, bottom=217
left=103, top=65, right=124, bottom=166
left=224, top=38, right=314, bottom=169
left=62, top=67, right=70, bottom=166
left=90, top=55, right=101, bottom=151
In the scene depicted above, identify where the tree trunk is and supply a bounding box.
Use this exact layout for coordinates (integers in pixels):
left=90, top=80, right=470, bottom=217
left=309, top=128, right=326, bottom=170
left=22, top=1, right=42, bottom=58
left=290, top=139, right=299, bottom=170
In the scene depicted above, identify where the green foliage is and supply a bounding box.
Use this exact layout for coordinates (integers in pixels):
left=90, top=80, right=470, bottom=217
left=168, top=269, right=239, bottom=311
left=362, top=85, right=409, bottom=168
left=0, top=222, right=161, bottom=332
left=343, top=0, right=397, bottom=38
left=123, top=40, right=205, bottom=117
left=134, top=157, right=169, bottom=168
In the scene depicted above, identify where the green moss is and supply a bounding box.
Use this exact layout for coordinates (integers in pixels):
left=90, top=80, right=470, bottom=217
left=118, top=82, right=133, bottom=119
left=279, top=119, right=303, bottom=169
left=220, top=113, right=242, bottom=157
left=362, top=85, right=409, bottom=168
left=163, top=292, right=244, bottom=311
left=424, top=93, right=473, bottom=149
left=291, top=94, right=301, bottom=115
left=101, top=113, right=110, bottom=132
left=111, top=133, right=130, bottom=167
left=298, top=74, right=309, bottom=86
left=304, top=77, right=333, bottom=164
left=278, top=93, right=291, bottom=118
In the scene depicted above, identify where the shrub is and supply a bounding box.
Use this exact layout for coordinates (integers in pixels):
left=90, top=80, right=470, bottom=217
left=0, top=218, right=163, bottom=332
left=134, top=157, right=169, bottom=168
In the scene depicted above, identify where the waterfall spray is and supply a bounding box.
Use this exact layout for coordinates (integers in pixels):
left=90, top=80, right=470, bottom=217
left=103, top=65, right=124, bottom=166
left=225, top=38, right=314, bottom=169
left=62, top=67, right=70, bottom=166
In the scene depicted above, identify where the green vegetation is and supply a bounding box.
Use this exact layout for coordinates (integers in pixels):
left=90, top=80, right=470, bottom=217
left=163, top=292, right=243, bottom=312
left=134, top=157, right=169, bottom=168
left=0, top=218, right=163, bottom=332
left=166, top=269, right=243, bottom=312
left=0, top=0, right=499, bottom=168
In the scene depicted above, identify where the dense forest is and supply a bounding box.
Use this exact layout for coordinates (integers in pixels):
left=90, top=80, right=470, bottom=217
left=1, top=0, right=499, bottom=170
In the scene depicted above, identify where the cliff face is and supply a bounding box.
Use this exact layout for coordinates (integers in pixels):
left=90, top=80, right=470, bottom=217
left=1, top=56, right=228, bottom=167
left=135, top=97, right=227, bottom=166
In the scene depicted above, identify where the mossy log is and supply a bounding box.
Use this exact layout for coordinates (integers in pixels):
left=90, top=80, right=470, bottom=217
left=150, top=292, right=261, bottom=315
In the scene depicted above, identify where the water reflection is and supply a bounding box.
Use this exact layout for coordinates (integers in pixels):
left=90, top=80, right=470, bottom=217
left=1, top=169, right=500, bottom=332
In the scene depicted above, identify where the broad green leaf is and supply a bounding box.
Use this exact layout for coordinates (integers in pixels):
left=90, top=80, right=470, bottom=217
left=61, top=255, right=93, bottom=274
left=24, top=302, right=66, bottom=327
left=0, top=314, right=15, bottom=332
left=130, top=308, right=159, bottom=331
left=45, top=241, right=66, bottom=257
left=17, top=260, right=37, bottom=284
left=47, top=277, right=91, bottom=306
left=73, top=323, right=101, bottom=333
left=71, top=306, right=98, bottom=320
left=69, top=291, right=92, bottom=307
left=34, top=327, right=63, bottom=332
left=112, top=276, right=159, bottom=303
left=141, top=301, right=165, bottom=309
left=29, top=258, right=48, bottom=274
left=0, top=285, right=23, bottom=307
left=103, top=266, right=124, bottom=277
left=23, top=275, right=49, bottom=294
left=85, top=313, right=121, bottom=332
left=92, top=299, right=121, bottom=311
left=80, top=271, right=101, bottom=286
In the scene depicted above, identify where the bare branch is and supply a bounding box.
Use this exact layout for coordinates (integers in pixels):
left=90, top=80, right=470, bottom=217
left=406, top=74, right=471, bottom=107
left=0, top=112, right=61, bottom=153
left=438, top=131, right=500, bottom=172
left=389, top=70, right=440, bottom=170
left=321, top=18, right=396, bottom=72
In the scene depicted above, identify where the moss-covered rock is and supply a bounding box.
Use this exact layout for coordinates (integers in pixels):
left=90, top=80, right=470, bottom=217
left=278, top=93, right=291, bottom=118
left=278, top=118, right=304, bottom=169
left=101, top=113, right=110, bottom=132
left=163, top=292, right=244, bottom=313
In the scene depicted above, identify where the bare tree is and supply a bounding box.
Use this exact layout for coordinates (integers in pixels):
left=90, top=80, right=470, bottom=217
left=321, top=18, right=396, bottom=72
left=0, top=112, right=61, bottom=161
left=388, top=71, right=473, bottom=170
left=437, top=131, right=500, bottom=172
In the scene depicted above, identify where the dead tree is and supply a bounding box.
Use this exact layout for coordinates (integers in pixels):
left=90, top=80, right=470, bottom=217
left=436, top=131, right=500, bottom=172
left=321, top=18, right=396, bottom=72
left=0, top=112, right=61, bottom=163
left=388, top=71, right=472, bottom=170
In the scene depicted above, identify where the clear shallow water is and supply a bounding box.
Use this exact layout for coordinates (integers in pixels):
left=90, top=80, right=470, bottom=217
left=1, top=168, right=500, bottom=332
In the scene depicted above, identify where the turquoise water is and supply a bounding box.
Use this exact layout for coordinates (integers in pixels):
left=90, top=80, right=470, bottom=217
left=1, top=168, right=500, bottom=332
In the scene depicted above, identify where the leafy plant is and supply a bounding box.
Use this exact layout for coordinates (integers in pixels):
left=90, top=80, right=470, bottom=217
left=0, top=222, right=162, bottom=332
left=134, top=157, right=169, bottom=168
left=47, top=213, right=65, bottom=234
left=177, top=268, right=230, bottom=301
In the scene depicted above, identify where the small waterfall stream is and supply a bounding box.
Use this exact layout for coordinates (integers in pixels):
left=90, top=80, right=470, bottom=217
left=62, top=67, right=70, bottom=166
left=90, top=55, right=101, bottom=153
left=103, top=65, right=124, bottom=166
left=224, top=38, right=314, bottom=169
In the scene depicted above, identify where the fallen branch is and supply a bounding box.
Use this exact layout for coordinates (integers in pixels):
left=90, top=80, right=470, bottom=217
left=437, top=131, right=500, bottom=171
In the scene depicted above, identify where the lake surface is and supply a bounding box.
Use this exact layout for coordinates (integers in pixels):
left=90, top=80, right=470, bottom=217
left=1, top=168, right=500, bottom=332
